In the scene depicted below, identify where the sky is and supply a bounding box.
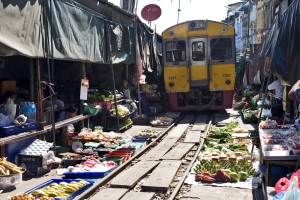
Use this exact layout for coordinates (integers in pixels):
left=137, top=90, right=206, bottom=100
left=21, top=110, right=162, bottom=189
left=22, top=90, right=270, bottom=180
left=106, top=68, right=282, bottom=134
left=109, top=0, right=241, bottom=34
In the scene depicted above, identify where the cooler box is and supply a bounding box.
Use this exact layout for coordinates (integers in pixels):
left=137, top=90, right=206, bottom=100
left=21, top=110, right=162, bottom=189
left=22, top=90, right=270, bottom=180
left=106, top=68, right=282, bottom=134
left=0, top=122, right=38, bottom=137
left=0, top=122, right=38, bottom=163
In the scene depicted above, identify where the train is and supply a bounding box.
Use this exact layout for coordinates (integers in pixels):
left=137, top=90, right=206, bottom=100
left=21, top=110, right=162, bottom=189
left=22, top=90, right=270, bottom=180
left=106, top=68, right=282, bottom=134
left=162, top=20, right=236, bottom=111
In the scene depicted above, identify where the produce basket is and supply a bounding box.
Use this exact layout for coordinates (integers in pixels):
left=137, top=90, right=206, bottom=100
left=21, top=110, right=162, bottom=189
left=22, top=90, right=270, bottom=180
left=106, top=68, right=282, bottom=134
left=241, top=109, right=258, bottom=124
left=25, top=178, right=93, bottom=199
left=83, top=104, right=101, bottom=116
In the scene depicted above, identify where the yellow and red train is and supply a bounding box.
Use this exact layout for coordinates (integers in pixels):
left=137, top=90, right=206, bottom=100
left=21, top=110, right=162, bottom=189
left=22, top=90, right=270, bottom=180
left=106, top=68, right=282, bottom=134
left=162, top=20, right=236, bottom=111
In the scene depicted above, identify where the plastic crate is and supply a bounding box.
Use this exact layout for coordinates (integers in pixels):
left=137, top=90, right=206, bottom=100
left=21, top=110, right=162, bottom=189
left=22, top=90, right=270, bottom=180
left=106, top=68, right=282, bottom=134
left=131, top=137, right=151, bottom=144
left=25, top=178, right=93, bottom=199
left=63, top=166, right=116, bottom=179
left=17, top=154, right=51, bottom=176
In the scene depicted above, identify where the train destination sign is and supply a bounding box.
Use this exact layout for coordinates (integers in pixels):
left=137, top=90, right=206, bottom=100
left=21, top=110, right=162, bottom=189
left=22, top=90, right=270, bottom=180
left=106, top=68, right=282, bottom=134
left=141, top=4, right=162, bottom=22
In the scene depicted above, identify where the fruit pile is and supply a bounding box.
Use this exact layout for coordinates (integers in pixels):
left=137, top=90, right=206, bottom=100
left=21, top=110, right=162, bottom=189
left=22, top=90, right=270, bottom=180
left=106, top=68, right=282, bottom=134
left=67, top=158, right=117, bottom=172
left=30, top=180, right=90, bottom=198
left=194, top=158, right=255, bottom=183
left=7, top=193, right=54, bottom=200
left=0, top=157, right=23, bottom=175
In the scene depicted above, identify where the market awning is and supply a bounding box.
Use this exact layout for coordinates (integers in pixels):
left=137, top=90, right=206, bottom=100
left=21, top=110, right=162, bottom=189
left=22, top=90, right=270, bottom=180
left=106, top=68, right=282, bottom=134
left=250, top=0, right=300, bottom=85
left=0, top=0, right=44, bottom=57
left=239, top=2, right=249, bottom=11
left=0, top=0, right=136, bottom=64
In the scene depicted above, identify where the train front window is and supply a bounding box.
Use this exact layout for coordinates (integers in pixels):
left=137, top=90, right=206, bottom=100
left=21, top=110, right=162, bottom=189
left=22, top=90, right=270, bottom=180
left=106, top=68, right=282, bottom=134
left=192, top=42, right=205, bottom=61
left=166, top=41, right=186, bottom=62
left=210, top=38, right=232, bottom=60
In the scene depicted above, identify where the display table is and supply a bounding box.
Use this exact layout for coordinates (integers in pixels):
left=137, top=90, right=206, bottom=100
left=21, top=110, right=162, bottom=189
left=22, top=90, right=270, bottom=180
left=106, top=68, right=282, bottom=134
left=259, top=125, right=300, bottom=186
left=0, top=114, right=91, bottom=157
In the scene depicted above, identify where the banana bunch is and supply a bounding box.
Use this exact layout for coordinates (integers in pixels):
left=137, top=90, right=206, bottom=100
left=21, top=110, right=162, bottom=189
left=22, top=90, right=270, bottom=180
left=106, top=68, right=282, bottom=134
left=0, top=157, right=23, bottom=175
left=30, top=180, right=89, bottom=198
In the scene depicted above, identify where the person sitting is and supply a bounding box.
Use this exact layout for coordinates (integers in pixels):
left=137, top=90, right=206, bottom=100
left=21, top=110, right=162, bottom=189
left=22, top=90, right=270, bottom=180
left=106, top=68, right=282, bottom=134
left=121, top=79, right=133, bottom=100
left=120, top=79, right=137, bottom=114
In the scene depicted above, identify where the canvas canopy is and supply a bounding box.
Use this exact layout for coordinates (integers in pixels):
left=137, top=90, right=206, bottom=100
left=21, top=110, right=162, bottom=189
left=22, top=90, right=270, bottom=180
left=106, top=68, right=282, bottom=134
left=251, top=0, right=300, bottom=85
left=0, top=0, right=138, bottom=64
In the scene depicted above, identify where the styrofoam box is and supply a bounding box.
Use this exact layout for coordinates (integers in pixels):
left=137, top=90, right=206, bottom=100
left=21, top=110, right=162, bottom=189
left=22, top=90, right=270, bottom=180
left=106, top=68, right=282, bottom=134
left=0, top=172, right=23, bottom=190
left=263, top=145, right=290, bottom=156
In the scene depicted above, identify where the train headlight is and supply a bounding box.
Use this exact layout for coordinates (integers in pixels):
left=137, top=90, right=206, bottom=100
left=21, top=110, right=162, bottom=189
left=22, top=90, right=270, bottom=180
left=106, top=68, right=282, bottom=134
left=169, top=82, right=175, bottom=87
left=225, top=79, right=231, bottom=85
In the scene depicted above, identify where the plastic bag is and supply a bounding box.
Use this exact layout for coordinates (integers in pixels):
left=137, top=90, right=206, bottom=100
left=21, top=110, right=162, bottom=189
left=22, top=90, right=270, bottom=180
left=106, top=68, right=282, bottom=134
left=282, top=176, right=300, bottom=200
left=257, top=99, right=271, bottom=107
left=4, top=97, right=16, bottom=117
left=261, top=109, right=272, bottom=118
left=13, top=114, right=27, bottom=125
left=0, top=113, right=14, bottom=127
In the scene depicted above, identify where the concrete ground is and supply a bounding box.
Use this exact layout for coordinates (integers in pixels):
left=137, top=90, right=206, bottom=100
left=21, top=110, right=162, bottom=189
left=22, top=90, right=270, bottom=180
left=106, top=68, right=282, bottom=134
left=180, top=185, right=265, bottom=200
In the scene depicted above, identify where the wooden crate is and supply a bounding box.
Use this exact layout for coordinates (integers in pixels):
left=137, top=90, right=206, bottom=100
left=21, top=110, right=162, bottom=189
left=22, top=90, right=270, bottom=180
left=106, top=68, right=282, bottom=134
left=0, top=80, right=16, bottom=94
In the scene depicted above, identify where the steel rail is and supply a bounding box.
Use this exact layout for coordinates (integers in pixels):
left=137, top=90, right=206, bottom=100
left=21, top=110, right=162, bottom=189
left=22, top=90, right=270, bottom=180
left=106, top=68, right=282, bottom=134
left=168, top=118, right=212, bottom=200
left=76, top=115, right=184, bottom=200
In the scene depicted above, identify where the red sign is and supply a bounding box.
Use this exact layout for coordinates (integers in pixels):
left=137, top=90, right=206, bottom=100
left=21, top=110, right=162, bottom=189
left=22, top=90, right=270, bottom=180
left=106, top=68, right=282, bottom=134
left=141, top=4, right=162, bottom=22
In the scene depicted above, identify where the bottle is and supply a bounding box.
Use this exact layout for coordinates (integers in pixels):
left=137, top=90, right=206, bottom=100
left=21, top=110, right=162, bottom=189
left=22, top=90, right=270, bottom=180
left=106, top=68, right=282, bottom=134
left=27, top=102, right=36, bottom=123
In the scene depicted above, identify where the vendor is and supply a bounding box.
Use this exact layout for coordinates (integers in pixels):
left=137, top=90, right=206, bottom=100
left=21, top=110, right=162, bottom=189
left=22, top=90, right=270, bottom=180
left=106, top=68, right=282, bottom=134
left=268, top=79, right=284, bottom=105
left=120, top=79, right=137, bottom=114
left=57, top=105, right=78, bottom=146
left=288, top=80, right=300, bottom=119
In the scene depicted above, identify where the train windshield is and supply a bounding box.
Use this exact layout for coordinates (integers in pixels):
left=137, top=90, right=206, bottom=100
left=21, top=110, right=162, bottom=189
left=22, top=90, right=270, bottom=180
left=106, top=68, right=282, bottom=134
left=210, top=38, right=232, bottom=60
left=192, top=41, right=205, bottom=61
left=166, top=41, right=186, bottom=62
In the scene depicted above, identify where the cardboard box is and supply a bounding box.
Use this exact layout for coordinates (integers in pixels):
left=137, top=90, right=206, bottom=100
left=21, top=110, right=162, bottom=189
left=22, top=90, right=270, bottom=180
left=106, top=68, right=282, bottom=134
left=17, top=154, right=51, bottom=176
left=0, top=80, right=16, bottom=95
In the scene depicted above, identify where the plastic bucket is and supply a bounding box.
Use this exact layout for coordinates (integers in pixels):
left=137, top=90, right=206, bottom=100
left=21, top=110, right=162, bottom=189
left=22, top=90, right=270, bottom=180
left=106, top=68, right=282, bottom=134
left=269, top=166, right=289, bottom=187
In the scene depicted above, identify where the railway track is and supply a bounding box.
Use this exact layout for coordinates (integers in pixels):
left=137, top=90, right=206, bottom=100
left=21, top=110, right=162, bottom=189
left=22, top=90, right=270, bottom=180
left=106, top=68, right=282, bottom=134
left=75, top=113, right=213, bottom=200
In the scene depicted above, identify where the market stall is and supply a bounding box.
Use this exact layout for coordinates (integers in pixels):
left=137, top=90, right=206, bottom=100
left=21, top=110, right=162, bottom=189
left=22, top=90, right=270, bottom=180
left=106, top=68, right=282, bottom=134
left=258, top=119, right=300, bottom=187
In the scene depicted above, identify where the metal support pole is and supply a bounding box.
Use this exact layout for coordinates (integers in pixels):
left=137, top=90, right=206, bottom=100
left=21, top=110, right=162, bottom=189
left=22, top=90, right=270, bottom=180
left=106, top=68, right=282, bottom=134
left=106, top=23, right=120, bottom=132
left=29, top=58, right=35, bottom=101
left=125, top=64, right=129, bottom=81
left=36, top=59, right=44, bottom=130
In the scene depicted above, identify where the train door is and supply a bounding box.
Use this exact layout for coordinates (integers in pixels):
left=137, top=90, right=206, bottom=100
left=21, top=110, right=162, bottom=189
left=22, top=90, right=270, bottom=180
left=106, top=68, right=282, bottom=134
left=188, top=38, right=208, bottom=87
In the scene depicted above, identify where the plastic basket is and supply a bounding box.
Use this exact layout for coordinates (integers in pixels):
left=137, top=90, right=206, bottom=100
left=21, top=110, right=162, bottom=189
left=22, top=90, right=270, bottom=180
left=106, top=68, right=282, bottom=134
left=83, top=104, right=101, bottom=116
